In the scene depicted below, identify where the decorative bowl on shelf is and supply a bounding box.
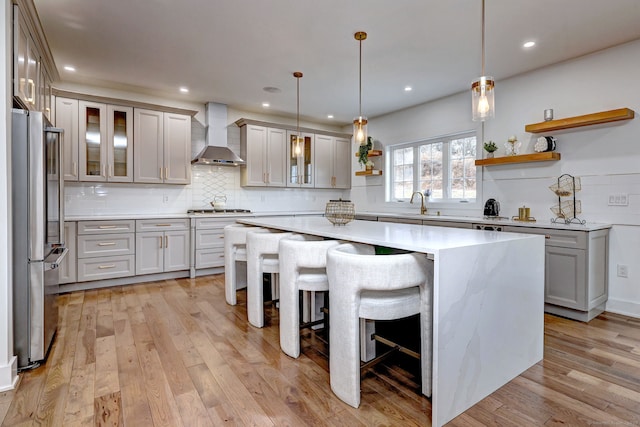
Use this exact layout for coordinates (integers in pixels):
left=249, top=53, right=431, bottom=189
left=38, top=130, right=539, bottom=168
left=325, top=199, right=355, bottom=226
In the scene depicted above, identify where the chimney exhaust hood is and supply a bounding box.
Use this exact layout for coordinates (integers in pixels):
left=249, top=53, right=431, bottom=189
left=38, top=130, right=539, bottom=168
left=191, top=102, right=245, bottom=166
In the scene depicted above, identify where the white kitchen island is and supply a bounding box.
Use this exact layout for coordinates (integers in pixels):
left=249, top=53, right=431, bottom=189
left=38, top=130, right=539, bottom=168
left=238, top=216, right=545, bottom=426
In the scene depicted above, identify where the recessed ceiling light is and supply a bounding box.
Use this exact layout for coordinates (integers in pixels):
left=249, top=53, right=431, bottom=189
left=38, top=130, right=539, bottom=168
left=263, top=86, right=281, bottom=93
left=64, top=65, right=76, bottom=72
left=179, top=87, right=189, bottom=93
left=262, top=102, right=270, bottom=108
left=523, top=41, right=536, bottom=48
left=404, top=86, right=413, bottom=92
left=327, top=114, right=334, bottom=119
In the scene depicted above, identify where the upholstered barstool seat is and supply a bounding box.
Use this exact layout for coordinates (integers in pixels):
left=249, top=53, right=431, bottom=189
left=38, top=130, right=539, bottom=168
left=224, top=224, right=264, bottom=306
left=278, top=234, right=340, bottom=358
left=327, top=242, right=433, bottom=408
left=246, top=229, right=295, bottom=328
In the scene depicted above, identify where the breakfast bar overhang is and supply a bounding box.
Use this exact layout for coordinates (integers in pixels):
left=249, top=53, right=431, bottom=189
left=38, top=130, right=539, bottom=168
left=238, top=216, right=545, bottom=426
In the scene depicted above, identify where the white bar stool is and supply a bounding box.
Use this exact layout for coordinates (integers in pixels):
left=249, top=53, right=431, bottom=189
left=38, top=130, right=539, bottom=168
left=278, top=234, right=341, bottom=358
left=246, top=229, right=295, bottom=328
left=223, top=224, right=264, bottom=306
left=326, top=242, right=433, bottom=408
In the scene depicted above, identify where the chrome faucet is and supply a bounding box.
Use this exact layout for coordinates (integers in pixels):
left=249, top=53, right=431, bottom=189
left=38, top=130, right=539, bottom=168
left=410, top=191, right=427, bottom=215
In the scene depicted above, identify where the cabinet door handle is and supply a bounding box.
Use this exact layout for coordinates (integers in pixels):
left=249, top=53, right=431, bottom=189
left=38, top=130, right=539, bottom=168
left=159, top=236, right=163, bottom=248
left=73, top=161, right=78, bottom=177
left=165, top=236, right=169, bottom=248
left=155, top=223, right=171, bottom=227
left=98, top=264, right=116, bottom=269
left=103, top=164, right=107, bottom=178
left=165, top=167, right=169, bottom=180
left=98, top=225, right=117, bottom=229
left=109, top=164, right=113, bottom=178
left=219, top=255, right=225, bottom=258
left=545, top=235, right=551, bottom=239
left=159, top=167, right=163, bottom=180
left=27, top=79, right=36, bottom=104
left=97, top=242, right=116, bottom=246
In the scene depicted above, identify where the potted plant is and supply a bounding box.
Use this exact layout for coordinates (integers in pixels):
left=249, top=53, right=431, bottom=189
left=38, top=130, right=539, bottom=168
left=358, top=136, right=374, bottom=168
left=483, top=141, right=498, bottom=158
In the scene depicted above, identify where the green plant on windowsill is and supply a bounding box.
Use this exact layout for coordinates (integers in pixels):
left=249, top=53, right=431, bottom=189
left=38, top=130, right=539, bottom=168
left=358, top=136, right=374, bottom=168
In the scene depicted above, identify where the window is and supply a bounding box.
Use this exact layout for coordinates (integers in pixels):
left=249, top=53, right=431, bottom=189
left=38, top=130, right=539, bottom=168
left=389, top=132, right=477, bottom=203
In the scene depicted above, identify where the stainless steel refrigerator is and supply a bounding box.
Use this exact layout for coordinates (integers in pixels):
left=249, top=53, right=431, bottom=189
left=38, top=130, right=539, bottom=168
left=11, top=108, right=67, bottom=370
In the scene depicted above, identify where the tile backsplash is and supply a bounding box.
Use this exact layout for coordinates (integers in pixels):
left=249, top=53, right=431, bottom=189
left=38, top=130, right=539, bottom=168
left=65, top=165, right=346, bottom=216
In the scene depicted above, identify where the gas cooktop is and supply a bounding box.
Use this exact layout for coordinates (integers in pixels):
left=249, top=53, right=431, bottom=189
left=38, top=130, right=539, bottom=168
left=187, top=208, right=251, bottom=214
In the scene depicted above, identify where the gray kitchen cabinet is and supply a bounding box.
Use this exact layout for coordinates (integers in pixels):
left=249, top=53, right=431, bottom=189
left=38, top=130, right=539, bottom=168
left=136, top=219, right=190, bottom=275
left=193, top=217, right=239, bottom=270
left=286, top=130, right=314, bottom=187
left=55, top=97, right=79, bottom=181
left=59, top=222, right=77, bottom=284
left=78, top=100, right=107, bottom=181
left=240, top=124, right=286, bottom=187
left=76, top=220, right=135, bottom=282
left=133, top=109, right=191, bottom=184
left=314, top=134, right=351, bottom=189
left=503, top=225, right=609, bottom=321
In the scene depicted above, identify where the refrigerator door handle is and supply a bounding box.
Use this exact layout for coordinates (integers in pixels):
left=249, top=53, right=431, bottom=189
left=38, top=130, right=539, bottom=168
left=44, top=247, right=68, bottom=270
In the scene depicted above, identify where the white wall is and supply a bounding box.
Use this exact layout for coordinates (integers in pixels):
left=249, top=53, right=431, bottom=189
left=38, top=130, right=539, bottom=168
left=1, top=0, right=19, bottom=391
left=352, top=39, right=640, bottom=317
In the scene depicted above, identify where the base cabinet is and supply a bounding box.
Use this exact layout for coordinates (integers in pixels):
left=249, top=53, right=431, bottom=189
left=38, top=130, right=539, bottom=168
left=136, top=219, right=190, bottom=275
left=76, top=220, right=136, bottom=282
left=504, top=226, right=609, bottom=321
left=194, top=217, right=239, bottom=269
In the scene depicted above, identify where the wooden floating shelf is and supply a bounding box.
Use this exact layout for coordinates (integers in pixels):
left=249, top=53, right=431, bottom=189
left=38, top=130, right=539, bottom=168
left=355, top=169, right=383, bottom=176
left=525, top=108, right=635, bottom=133
left=354, top=149, right=382, bottom=157
left=475, top=152, right=561, bottom=166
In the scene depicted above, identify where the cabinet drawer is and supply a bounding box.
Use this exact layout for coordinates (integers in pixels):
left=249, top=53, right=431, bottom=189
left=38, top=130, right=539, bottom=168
left=194, top=217, right=240, bottom=229
left=78, top=220, right=135, bottom=234
left=196, top=248, right=225, bottom=269
left=196, top=229, right=225, bottom=250
left=77, top=233, right=135, bottom=258
left=136, top=218, right=189, bottom=232
left=423, top=220, right=474, bottom=229
left=77, top=255, right=135, bottom=282
left=378, top=216, right=423, bottom=225
left=503, top=226, right=587, bottom=249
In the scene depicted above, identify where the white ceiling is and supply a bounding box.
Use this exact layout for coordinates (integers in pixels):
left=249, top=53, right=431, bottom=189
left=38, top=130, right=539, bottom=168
left=34, top=0, right=640, bottom=125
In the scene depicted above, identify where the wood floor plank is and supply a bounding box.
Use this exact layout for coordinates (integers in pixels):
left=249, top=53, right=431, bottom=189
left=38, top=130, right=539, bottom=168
left=94, top=391, right=123, bottom=427
left=5, top=278, right=640, bottom=427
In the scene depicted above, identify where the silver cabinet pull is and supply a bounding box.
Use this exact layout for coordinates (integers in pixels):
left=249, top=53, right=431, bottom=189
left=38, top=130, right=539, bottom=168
left=160, top=167, right=163, bottom=180
left=73, top=161, right=78, bottom=176
left=98, top=225, right=117, bottom=229
left=97, top=242, right=116, bottom=246
left=165, top=167, right=168, bottom=180
left=98, top=264, right=115, bottom=269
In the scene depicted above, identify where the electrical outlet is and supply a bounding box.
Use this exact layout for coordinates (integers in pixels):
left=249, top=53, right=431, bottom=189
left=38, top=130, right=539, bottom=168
left=617, top=264, right=629, bottom=278
left=163, top=195, right=169, bottom=203
left=608, top=194, right=629, bottom=206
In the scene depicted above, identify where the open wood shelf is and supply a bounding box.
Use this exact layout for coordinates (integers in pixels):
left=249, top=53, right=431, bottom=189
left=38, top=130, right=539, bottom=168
left=354, top=149, right=382, bottom=157
left=525, top=108, right=634, bottom=133
left=475, top=152, right=561, bottom=166
left=355, top=169, right=383, bottom=176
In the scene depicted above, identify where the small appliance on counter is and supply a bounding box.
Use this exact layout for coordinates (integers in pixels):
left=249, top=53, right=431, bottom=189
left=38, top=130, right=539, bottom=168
left=483, top=198, right=500, bottom=217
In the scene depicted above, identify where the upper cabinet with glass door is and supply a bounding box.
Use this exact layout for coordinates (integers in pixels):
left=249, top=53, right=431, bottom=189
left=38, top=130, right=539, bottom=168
left=79, top=101, right=133, bottom=182
left=286, top=130, right=314, bottom=187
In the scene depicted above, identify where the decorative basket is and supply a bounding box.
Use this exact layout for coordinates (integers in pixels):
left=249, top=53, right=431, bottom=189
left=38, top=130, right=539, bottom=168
left=549, top=176, right=581, bottom=197
left=325, top=199, right=355, bottom=226
left=551, top=200, right=582, bottom=219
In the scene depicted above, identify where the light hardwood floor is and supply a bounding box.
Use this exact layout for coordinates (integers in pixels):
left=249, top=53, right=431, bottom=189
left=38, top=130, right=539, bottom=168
left=2, top=275, right=640, bottom=426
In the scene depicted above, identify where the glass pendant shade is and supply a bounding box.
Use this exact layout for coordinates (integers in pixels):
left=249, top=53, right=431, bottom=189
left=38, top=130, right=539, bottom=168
left=471, top=76, right=495, bottom=121
left=353, top=116, right=368, bottom=145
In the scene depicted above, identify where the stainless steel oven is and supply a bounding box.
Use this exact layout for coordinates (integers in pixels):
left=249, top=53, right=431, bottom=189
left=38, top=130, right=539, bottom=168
left=12, top=108, right=67, bottom=370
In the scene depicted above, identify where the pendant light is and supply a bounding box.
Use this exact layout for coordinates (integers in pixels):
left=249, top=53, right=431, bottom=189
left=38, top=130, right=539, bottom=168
left=353, top=31, right=368, bottom=145
left=293, top=71, right=303, bottom=158
left=471, top=0, right=495, bottom=121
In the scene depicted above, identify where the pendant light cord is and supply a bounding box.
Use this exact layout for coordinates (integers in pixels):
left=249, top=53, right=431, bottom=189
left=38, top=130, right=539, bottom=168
left=359, top=36, right=362, bottom=117
left=481, top=0, right=485, bottom=76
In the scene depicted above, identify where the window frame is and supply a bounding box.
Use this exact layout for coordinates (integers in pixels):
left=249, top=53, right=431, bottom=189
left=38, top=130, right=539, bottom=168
left=385, top=130, right=483, bottom=211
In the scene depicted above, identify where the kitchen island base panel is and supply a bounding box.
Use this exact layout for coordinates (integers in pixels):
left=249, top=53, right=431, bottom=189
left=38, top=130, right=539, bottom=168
left=544, top=302, right=605, bottom=322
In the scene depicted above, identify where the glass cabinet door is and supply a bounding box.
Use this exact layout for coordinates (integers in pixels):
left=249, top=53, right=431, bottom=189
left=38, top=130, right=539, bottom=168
left=287, top=131, right=314, bottom=187
left=79, top=101, right=107, bottom=181
left=107, top=105, right=133, bottom=182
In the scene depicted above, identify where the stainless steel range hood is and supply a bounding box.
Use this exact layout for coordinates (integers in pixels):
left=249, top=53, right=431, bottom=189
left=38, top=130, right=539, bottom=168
left=191, top=102, right=245, bottom=166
